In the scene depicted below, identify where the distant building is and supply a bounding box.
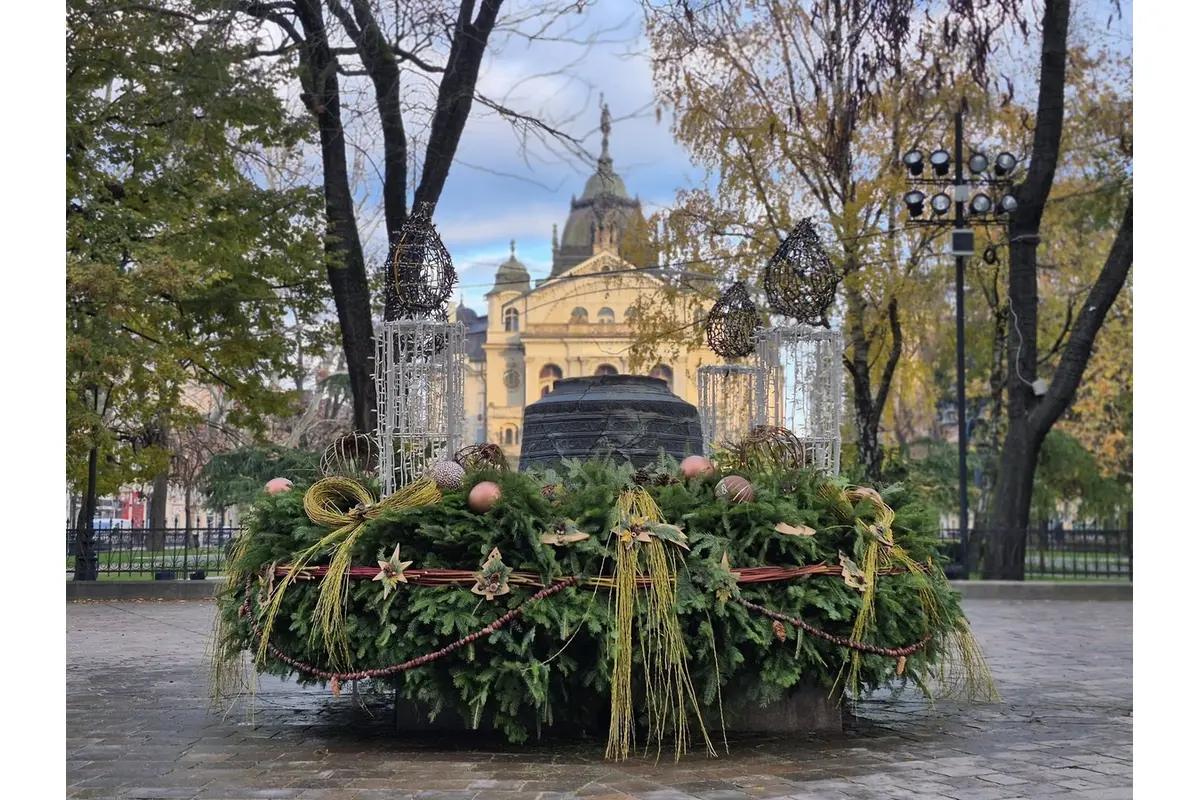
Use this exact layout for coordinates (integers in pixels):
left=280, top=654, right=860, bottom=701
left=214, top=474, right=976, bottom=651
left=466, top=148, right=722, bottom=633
left=455, top=103, right=723, bottom=463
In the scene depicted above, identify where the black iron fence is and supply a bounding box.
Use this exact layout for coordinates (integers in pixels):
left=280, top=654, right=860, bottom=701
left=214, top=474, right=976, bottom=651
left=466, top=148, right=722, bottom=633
left=66, top=526, right=241, bottom=579
left=65, top=523, right=1131, bottom=581
left=938, top=525, right=1132, bottom=580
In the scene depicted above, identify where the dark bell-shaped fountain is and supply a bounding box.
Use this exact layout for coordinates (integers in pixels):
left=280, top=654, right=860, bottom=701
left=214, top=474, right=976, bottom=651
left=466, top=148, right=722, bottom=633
left=518, top=375, right=704, bottom=471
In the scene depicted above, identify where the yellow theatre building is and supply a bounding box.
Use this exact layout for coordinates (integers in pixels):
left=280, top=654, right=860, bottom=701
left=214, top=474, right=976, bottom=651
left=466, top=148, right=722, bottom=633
left=455, top=104, right=722, bottom=463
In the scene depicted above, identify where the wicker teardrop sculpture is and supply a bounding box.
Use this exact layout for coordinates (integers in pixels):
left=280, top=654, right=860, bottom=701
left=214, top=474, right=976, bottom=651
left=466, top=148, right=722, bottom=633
left=763, top=218, right=839, bottom=324
left=706, top=280, right=760, bottom=359
left=383, top=202, right=457, bottom=321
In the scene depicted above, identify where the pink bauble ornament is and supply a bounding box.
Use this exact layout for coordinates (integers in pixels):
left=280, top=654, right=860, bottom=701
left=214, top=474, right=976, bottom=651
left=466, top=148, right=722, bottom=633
left=680, top=455, right=715, bottom=479
left=468, top=481, right=502, bottom=513
left=265, top=478, right=293, bottom=495
left=715, top=475, right=755, bottom=504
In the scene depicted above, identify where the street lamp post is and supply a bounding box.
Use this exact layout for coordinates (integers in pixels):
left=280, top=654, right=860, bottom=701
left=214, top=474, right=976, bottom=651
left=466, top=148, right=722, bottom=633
left=901, top=107, right=1019, bottom=579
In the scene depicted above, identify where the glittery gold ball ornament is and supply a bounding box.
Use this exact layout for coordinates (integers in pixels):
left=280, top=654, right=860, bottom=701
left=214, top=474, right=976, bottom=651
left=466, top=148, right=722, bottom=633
left=715, top=475, right=755, bottom=504
left=468, top=481, right=502, bottom=513
left=265, top=477, right=293, bottom=494
left=680, top=455, right=715, bottom=480
left=428, top=460, right=466, bottom=492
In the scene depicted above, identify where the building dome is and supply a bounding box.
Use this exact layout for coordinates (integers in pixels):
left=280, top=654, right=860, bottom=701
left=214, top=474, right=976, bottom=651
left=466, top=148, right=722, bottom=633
left=550, top=101, right=646, bottom=279
left=580, top=169, right=630, bottom=202
left=487, top=240, right=531, bottom=296
left=455, top=299, right=479, bottom=324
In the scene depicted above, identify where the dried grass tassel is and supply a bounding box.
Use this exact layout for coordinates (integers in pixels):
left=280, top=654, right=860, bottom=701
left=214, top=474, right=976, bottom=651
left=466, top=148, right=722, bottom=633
left=605, top=535, right=637, bottom=761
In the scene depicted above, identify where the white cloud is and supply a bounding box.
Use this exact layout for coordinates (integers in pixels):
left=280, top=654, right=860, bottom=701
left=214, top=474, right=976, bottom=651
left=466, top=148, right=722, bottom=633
left=437, top=203, right=564, bottom=248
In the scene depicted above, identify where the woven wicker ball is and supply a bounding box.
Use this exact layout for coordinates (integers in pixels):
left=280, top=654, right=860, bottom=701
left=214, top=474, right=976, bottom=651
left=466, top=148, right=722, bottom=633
left=715, top=475, right=755, bottom=504
left=428, top=461, right=466, bottom=492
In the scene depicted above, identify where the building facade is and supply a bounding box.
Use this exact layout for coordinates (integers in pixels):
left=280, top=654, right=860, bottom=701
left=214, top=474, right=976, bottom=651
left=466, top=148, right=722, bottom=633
left=456, top=104, right=723, bottom=463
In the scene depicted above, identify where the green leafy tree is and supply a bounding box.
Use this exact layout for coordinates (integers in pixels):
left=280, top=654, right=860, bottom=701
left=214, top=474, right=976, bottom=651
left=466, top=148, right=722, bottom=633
left=201, top=446, right=323, bottom=514
left=67, top=0, right=326, bottom=575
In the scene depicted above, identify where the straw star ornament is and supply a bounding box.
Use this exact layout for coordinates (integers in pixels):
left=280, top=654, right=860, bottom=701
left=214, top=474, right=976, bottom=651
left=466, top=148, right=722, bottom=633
left=373, top=545, right=413, bottom=599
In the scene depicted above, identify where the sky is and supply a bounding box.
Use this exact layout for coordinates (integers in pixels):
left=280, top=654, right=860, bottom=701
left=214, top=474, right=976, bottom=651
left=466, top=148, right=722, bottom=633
left=304, top=0, right=1131, bottom=317
left=336, top=1, right=708, bottom=315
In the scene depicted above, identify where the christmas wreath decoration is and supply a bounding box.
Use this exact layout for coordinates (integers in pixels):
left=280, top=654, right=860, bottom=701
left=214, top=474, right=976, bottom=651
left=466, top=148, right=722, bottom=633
left=210, top=455, right=995, bottom=761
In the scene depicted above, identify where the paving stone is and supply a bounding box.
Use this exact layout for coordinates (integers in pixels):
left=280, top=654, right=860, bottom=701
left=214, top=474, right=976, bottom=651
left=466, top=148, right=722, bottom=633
left=67, top=599, right=1131, bottom=799
left=1072, top=789, right=1132, bottom=800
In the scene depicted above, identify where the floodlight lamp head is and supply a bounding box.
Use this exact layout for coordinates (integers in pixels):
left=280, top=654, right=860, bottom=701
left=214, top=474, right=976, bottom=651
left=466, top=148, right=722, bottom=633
left=969, top=193, right=993, bottom=215
left=903, top=149, right=924, bottom=177
left=929, top=149, right=951, bottom=177
left=930, top=192, right=952, bottom=216
left=904, top=190, right=926, bottom=218
left=968, top=152, right=989, bottom=174
left=994, top=151, right=1018, bottom=177
left=999, top=194, right=1019, bottom=214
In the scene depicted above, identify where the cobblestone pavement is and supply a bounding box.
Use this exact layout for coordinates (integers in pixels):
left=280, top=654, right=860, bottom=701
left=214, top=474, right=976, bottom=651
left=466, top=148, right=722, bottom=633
left=67, top=599, right=1131, bottom=800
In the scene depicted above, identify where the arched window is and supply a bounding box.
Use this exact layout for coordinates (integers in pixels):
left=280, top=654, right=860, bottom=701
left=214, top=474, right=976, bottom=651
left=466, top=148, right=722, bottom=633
left=595, top=364, right=618, bottom=377
left=570, top=307, right=589, bottom=324
left=624, top=307, right=638, bottom=322
left=503, top=307, right=519, bottom=332
left=598, top=307, right=615, bottom=324
left=649, top=364, right=674, bottom=389
left=538, top=363, right=562, bottom=398
left=503, top=426, right=519, bottom=445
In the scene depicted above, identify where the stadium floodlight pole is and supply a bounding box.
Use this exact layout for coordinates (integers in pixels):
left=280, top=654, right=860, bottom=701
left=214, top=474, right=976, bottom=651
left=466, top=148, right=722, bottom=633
left=953, top=110, right=969, bottom=577
left=901, top=103, right=1019, bottom=579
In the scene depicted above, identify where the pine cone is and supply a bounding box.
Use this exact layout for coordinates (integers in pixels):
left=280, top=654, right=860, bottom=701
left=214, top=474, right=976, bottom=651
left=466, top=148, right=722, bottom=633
left=772, top=620, right=787, bottom=641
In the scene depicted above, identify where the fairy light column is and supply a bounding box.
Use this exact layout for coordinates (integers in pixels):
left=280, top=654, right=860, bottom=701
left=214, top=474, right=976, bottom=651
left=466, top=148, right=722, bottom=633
left=757, top=218, right=844, bottom=475
left=376, top=202, right=466, bottom=493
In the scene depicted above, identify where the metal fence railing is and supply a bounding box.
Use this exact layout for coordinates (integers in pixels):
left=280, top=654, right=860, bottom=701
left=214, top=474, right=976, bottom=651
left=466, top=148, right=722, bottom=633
left=66, top=523, right=1132, bottom=581
left=66, top=526, right=241, bottom=579
left=938, top=526, right=1132, bottom=580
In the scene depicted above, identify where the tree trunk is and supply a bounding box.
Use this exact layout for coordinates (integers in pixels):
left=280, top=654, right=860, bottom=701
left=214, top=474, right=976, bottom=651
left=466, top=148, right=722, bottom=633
left=986, top=0, right=1133, bottom=577
left=291, top=0, right=377, bottom=435
left=184, top=486, right=200, bottom=549
left=73, top=445, right=99, bottom=581
left=844, top=289, right=902, bottom=481
left=982, top=419, right=1043, bottom=579
left=413, top=0, right=504, bottom=210
left=148, top=468, right=169, bottom=551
